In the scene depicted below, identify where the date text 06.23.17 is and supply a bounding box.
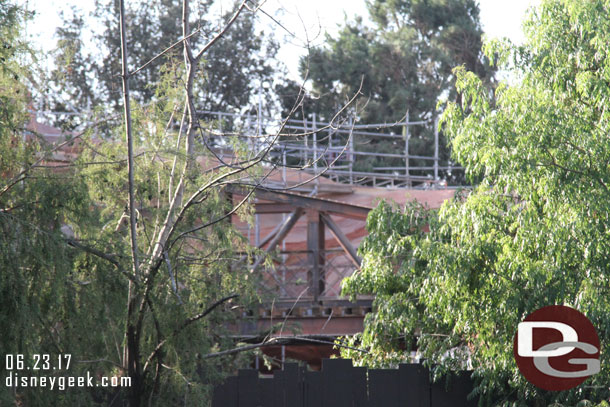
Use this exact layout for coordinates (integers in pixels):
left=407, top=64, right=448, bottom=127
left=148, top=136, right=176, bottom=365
left=5, top=354, right=71, bottom=371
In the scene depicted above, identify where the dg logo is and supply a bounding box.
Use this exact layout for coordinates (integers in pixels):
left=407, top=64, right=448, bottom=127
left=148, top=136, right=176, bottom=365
left=513, top=305, right=600, bottom=391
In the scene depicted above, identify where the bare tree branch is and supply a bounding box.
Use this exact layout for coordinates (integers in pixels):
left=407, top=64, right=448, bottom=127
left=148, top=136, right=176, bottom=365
left=119, top=0, right=140, bottom=278
left=194, top=1, right=248, bottom=61
left=129, top=26, right=206, bottom=77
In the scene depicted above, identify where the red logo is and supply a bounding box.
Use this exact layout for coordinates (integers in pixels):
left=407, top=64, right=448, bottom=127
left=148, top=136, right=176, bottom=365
left=513, top=305, right=600, bottom=391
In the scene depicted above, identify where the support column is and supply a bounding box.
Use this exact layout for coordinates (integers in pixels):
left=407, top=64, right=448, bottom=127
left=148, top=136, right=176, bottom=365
left=307, top=209, right=325, bottom=300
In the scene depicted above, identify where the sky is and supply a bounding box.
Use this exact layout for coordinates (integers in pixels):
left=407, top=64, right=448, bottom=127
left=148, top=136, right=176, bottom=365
left=23, top=0, right=541, bottom=81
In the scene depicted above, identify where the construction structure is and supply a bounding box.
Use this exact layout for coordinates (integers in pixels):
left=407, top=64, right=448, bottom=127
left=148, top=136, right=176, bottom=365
left=31, top=109, right=461, bottom=370
left=227, top=168, right=456, bottom=369
left=192, top=109, right=462, bottom=370
left=198, top=110, right=463, bottom=188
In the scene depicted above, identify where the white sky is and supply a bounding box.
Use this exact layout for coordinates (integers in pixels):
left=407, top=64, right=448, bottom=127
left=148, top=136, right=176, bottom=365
left=22, top=0, right=541, bottom=80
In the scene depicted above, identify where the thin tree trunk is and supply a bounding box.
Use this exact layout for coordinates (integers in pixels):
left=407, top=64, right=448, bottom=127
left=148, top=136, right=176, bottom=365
left=119, top=0, right=140, bottom=279
left=119, top=0, right=142, bottom=405
left=144, top=0, right=197, bottom=270
left=115, top=1, right=252, bottom=404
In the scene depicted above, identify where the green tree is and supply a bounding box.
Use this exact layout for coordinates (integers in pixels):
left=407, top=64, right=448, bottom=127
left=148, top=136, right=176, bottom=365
left=3, top=1, right=277, bottom=405
left=47, top=7, right=97, bottom=130
left=70, top=0, right=286, bottom=404
left=299, top=0, right=495, bottom=180
left=0, top=4, right=127, bottom=405
left=341, top=0, right=610, bottom=405
left=49, top=0, right=280, bottom=117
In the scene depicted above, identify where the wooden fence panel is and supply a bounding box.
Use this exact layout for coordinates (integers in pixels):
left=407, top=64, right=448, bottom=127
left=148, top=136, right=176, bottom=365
left=212, top=359, right=476, bottom=407
left=238, top=369, right=258, bottom=407
left=351, top=366, right=368, bottom=407
left=272, top=368, right=286, bottom=407
left=283, top=363, right=302, bottom=406
left=304, top=371, right=322, bottom=407
left=321, top=358, right=354, bottom=407
left=399, top=363, right=430, bottom=407
left=430, top=372, right=476, bottom=407
left=368, top=369, right=400, bottom=407
left=212, top=375, right=238, bottom=407
left=259, top=377, right=274, bottom=407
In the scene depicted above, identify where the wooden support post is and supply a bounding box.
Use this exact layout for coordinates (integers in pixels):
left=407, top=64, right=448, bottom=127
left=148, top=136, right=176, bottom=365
left=307, top=209, right=325, bottom=300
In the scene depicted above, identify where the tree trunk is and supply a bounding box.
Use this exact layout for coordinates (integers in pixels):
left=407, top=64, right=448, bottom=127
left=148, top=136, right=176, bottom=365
left=118, top=0, right=143, bottom=405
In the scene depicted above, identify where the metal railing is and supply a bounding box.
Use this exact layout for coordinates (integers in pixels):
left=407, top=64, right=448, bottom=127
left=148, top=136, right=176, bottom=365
left=33, top=108, right=464, bottom=188
left=197, top=110, right=464, bottom=188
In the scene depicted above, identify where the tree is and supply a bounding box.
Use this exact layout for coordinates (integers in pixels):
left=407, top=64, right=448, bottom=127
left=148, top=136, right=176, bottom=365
left=298, top=0, right=495, bottom=180
left=70, top=0, right=278, bottom=404
left=3, top=0, right=298, bottom=405
left=341, top=0, right=610, bottom=405
left=3, top=0, right=361, bottom=404
left=49, top=0, right=281, bottom=122
left=0, top=4, right=127, bottom=405
left=47, top=7, right=97, bottom=130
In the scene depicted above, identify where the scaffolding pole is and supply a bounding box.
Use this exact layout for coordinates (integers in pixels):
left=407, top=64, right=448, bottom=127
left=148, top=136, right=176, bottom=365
left=434, top=116, right=439, bottom=181
left=404, top=110, right=411, bottom=188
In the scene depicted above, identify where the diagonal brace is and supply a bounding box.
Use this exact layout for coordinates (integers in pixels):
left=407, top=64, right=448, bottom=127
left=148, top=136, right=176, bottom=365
left=320, top=212, right=361, bottom=268
left=250, top=208, right=304, bottom=271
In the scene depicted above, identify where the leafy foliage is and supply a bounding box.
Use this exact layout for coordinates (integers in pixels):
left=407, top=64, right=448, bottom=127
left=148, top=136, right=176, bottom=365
left=299, top=0, right=495, bottom=177
left=74, top=81, right=261, bottom=404
left=2, top=2, right=265, bottom=405
left=341, top=0, right=610, bottom=405
left=0, top=4, right=123, bottom=405
left=48, top=0, right=281, bottom=120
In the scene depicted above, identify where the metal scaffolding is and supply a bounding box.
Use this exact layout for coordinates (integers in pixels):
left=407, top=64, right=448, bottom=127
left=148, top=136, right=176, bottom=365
left=197, top=110, right=463, bottom=189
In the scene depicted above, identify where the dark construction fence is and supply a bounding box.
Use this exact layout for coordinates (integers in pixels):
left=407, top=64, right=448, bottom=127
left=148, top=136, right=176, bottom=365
left=212, top=359, right=477, bottom=407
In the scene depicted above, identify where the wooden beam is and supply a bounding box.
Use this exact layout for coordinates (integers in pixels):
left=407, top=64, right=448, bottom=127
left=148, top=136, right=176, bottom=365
left=227, top=186, right=371, bottom=220
left=265, top=208, right=303, bottom=253
left=254, top=202, right=294, bottom=214
left=320, top=213, right=361, bottom=268
left=250, top=208, right=303, bottom=271
left=257, top=221, right=283, bottom=249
